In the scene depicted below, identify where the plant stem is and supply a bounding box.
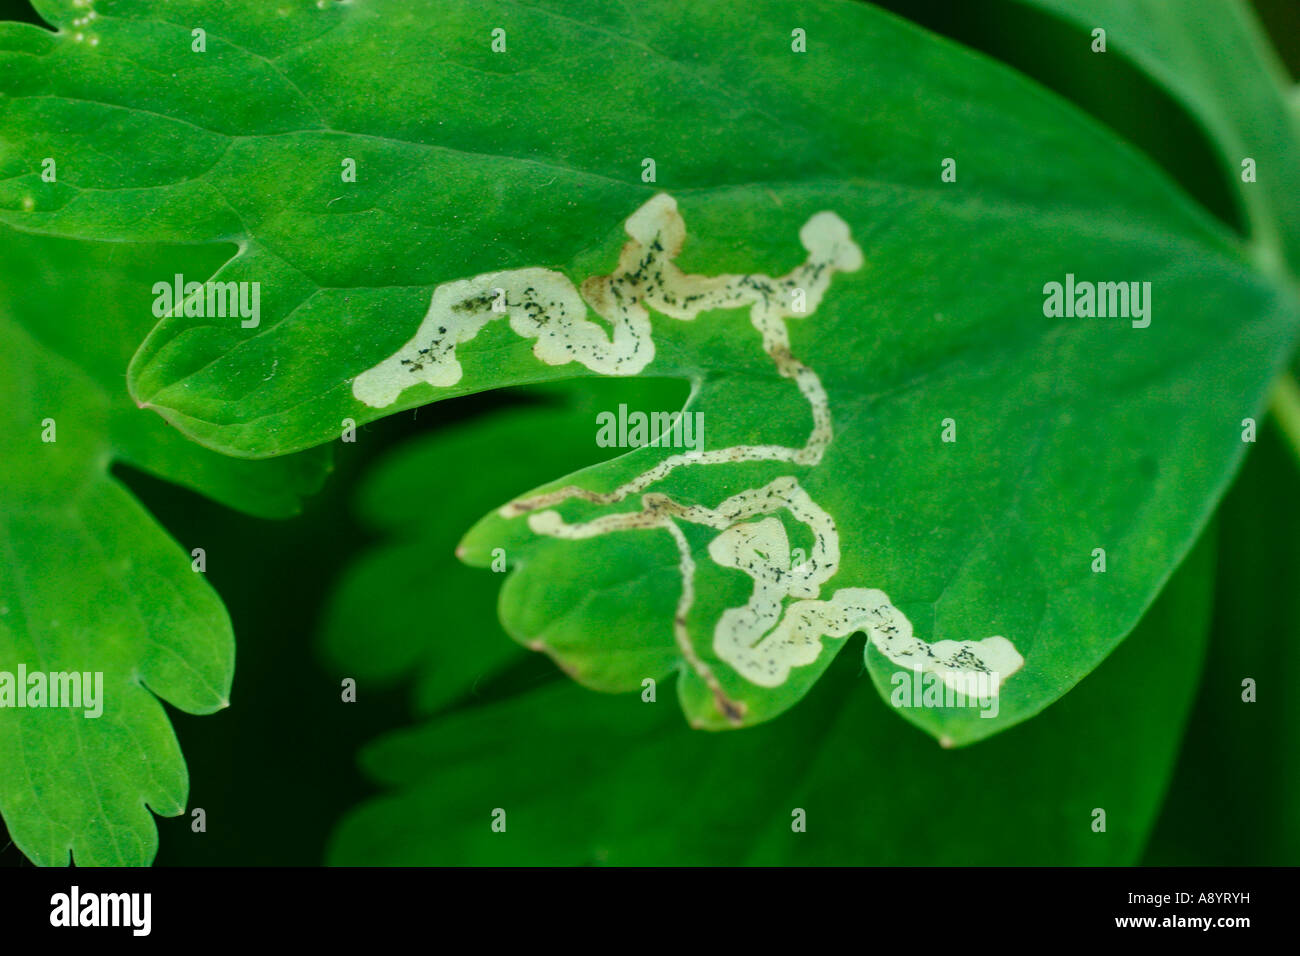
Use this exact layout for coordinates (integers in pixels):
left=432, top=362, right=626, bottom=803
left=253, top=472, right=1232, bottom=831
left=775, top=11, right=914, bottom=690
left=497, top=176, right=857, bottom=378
left=1269, top=371, right=1300, bottom=464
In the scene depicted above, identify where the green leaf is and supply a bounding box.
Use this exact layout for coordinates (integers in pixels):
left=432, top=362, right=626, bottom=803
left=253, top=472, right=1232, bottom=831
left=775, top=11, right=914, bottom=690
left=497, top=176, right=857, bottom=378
left=0, top=227, right=328, bottom=865
left=3, top=0, right=1296, bottom=742
left=329, top=526, right=1214, bottom=865
left=1010, top=0, right=1300, bottom=465
left=1009, top=0, right=1300, bottom=277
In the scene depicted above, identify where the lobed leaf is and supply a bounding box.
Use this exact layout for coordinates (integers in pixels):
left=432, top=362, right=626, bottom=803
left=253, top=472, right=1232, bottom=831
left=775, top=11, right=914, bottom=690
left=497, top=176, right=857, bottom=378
left=0, top=229, right=328, bottom=865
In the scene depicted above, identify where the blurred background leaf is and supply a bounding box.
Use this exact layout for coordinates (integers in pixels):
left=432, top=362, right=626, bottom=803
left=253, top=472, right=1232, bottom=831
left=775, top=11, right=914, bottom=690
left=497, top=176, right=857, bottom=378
left=329, top=488, right=1214, bottom=865
left=1005, top=0, right=1300, bottom=275
left=1143, top=424, right=1300, bottom=864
